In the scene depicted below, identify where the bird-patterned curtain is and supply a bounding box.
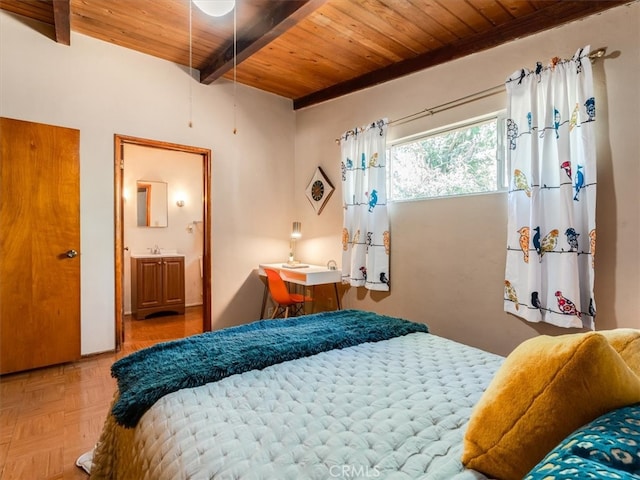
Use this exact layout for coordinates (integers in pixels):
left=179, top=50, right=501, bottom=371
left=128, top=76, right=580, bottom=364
left=339, top=118, right=390, bottom=291
left=504, top=46, right=597, bottom=329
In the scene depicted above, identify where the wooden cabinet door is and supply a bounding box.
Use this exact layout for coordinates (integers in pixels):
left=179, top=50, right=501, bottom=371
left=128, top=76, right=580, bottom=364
left=135, top=258, right=163, bottom=309
left=0, top=117, right=81, bottom=375
left=162, top=257, right=185, bottom=307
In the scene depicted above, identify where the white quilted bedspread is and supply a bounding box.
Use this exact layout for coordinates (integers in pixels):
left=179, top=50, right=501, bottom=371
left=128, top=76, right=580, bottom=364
left=92, top=332, right=503, bottom=479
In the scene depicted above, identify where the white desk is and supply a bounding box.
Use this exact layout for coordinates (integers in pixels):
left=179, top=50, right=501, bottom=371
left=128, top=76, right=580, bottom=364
left=258, top=263, right=342, bottom=318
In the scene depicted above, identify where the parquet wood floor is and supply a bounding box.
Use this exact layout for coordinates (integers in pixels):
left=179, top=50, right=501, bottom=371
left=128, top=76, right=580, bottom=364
left=0, top=306, right=203, bottom=479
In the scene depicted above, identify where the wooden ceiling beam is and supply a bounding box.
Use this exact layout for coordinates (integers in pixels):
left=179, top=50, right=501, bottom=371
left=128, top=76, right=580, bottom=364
left=293, top=0, right=628, bottom=109
left=52, top=0, right=70, bottom=45
left=199, top=0, right=327, bottom=85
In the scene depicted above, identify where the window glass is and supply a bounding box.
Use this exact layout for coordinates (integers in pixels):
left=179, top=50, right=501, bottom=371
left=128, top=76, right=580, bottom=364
left=389, top=113, right=507, bottom=201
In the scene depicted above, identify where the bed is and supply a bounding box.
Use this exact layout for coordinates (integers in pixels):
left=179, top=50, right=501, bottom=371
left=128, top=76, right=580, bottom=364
left=89, top=309, right=505, bottom=479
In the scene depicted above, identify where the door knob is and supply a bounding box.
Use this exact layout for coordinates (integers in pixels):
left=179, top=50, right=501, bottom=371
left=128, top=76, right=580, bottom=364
left=65, top=249, right=78, bottom=258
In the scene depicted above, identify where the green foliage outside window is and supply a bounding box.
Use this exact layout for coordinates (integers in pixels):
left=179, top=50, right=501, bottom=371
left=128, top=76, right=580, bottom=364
left=389, top=116, right=505, bottom=201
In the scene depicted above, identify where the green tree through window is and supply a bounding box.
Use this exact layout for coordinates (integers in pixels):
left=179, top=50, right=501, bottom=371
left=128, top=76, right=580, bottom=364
left=389, top=115, right=506, bottom=201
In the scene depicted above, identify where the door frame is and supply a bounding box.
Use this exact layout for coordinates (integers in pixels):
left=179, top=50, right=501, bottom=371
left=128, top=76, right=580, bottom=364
left=114, top=134, right=212, bottom=349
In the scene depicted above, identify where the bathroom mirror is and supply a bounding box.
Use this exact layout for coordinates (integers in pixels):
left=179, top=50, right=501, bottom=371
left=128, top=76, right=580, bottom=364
left=136, top=180, right=168, bottom=227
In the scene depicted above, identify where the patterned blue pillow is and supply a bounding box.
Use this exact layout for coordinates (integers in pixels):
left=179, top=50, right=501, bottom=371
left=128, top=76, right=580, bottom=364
left=524, top=404, right=640, bottom=480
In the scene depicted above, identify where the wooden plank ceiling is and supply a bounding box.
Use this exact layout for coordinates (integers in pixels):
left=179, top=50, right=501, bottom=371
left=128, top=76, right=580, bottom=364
left=0, top=0, right=631, bottom=109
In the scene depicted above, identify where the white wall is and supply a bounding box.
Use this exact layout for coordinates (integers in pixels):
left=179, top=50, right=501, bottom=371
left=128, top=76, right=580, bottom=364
left=294, top=3, right=640, bottom=355
left=0, top=11, right=296, bottom=354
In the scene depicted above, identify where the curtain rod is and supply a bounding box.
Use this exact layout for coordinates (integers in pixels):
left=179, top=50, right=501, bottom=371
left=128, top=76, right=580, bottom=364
left=335, top=47, right=607, bottom=144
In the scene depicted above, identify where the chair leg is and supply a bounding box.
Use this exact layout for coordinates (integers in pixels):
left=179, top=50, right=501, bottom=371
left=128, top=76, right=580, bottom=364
left=271, top=305, right=298, bottom=319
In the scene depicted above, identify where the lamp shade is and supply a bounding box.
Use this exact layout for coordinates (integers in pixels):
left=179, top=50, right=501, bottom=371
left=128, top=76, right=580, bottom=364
left=291, top=221, right=302, bottom=239
left=192, top=0, right=235, bottom=17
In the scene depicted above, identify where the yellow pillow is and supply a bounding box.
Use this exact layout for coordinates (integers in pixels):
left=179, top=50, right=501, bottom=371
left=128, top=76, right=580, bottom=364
left=461, top=332, right=640, bottom=480
left=599, top=328, right=640, bottom=376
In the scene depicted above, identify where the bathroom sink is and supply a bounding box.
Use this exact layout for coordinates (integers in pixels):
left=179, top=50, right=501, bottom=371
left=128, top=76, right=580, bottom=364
left=131, top=250, right=184, bottom=258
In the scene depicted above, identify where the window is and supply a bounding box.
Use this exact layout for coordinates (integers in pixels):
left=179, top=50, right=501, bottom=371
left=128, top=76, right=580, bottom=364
left=388, top=113, right=507, bottom=201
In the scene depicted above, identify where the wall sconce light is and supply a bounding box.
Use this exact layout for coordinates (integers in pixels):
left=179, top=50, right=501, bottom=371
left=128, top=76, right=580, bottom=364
left=192, top=0, right=235, bottom=17
left=176, top=199, right=185, bottom=207
left=288, top=221, right=302, bottom=265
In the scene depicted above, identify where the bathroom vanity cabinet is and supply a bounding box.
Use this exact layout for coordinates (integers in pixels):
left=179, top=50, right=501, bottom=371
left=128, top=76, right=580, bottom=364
left=131, top=255, right=185, bottom=319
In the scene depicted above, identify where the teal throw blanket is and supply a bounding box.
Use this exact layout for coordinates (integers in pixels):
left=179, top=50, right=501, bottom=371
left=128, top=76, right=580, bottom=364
left=111, top=309, right=429, bottom=428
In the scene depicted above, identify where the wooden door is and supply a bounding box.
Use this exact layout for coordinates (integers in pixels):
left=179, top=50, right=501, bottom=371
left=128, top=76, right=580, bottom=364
left=0, top=117, right=81, bottom=375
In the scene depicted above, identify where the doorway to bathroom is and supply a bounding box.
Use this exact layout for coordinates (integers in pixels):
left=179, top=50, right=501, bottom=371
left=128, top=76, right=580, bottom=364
left=114, top=134, right=211, bottom=350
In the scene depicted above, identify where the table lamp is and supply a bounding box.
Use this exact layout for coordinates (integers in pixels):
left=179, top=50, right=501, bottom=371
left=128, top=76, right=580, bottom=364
left=288, top=221, right=302, bottom=266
